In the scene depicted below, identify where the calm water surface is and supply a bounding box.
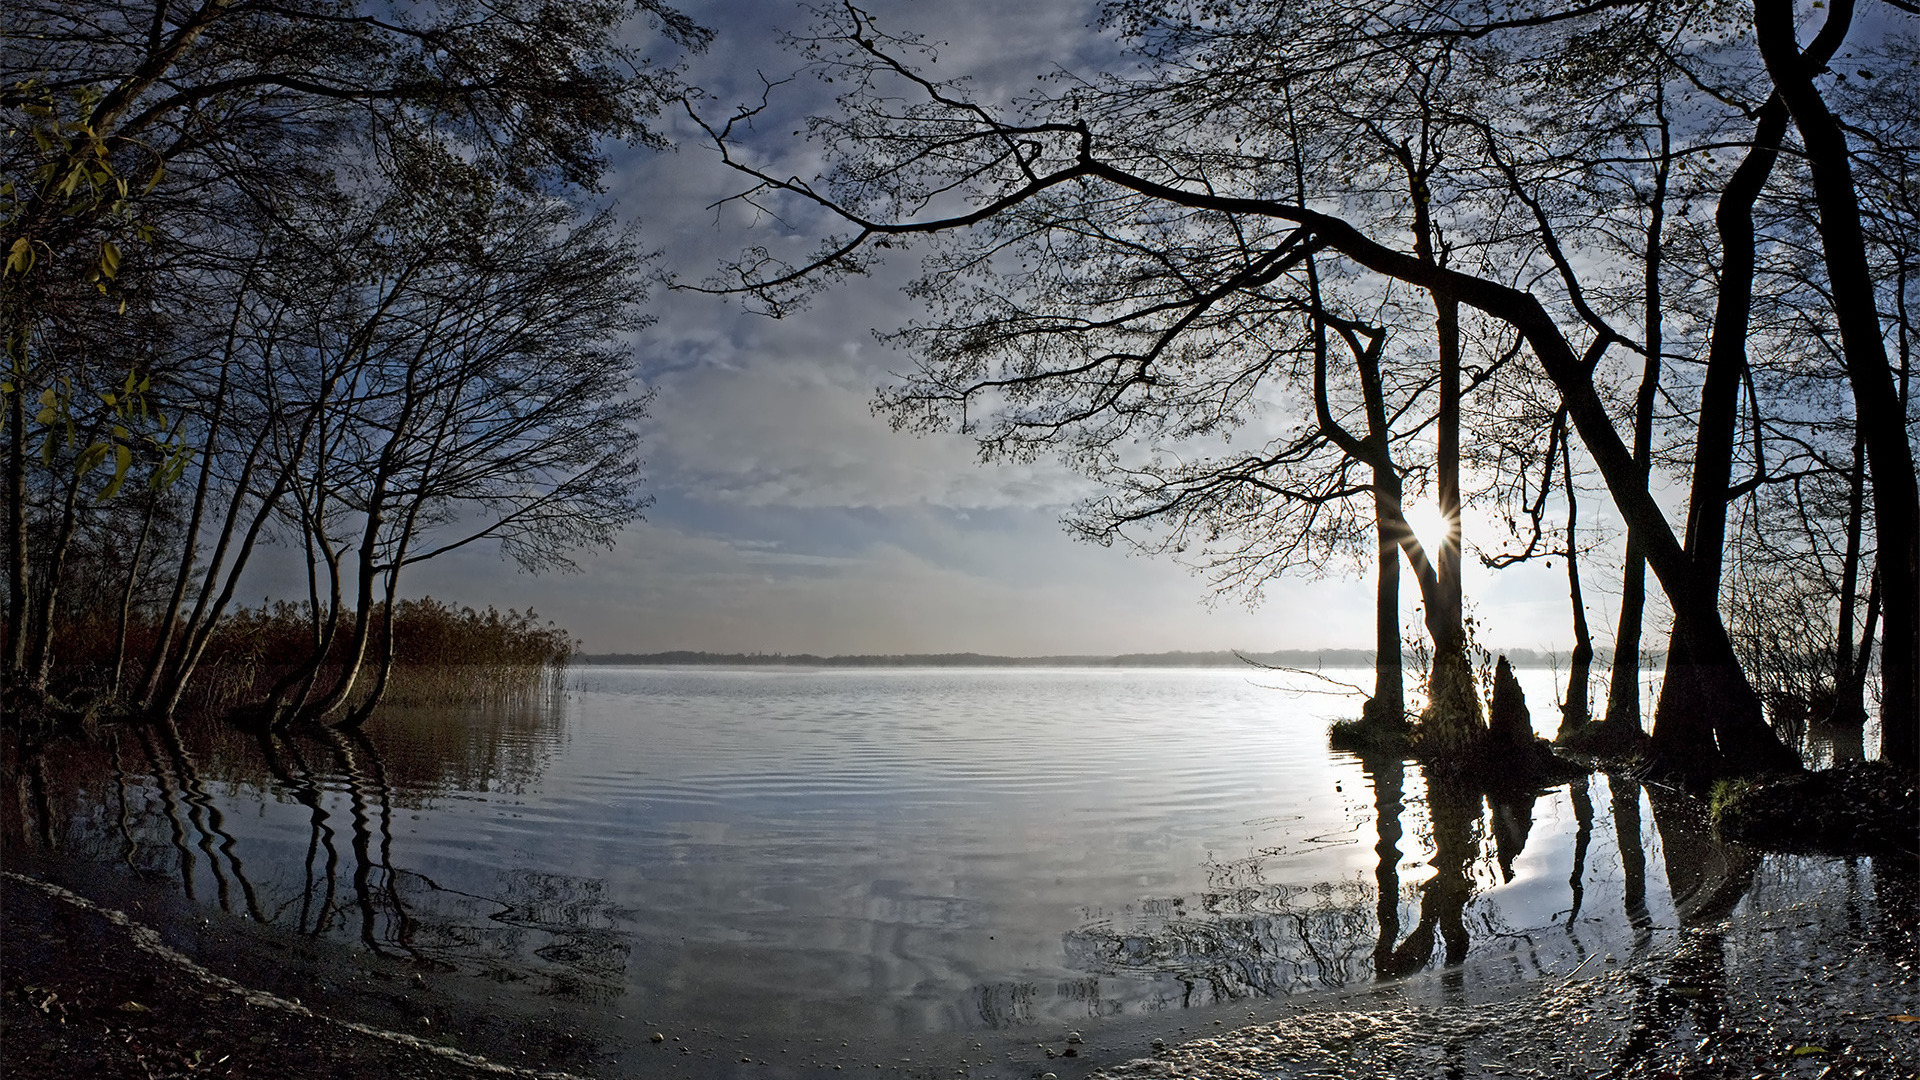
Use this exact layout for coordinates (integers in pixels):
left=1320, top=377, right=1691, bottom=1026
left=15, top=665, right=1875, bottom=1077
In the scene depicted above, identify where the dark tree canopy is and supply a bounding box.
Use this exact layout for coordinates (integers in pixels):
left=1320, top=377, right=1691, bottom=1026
left=692, top=0, right=1916, bottom=782
left=4, top=0, right=702, bottom=722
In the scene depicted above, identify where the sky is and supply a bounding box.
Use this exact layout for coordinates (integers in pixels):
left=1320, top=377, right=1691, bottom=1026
left=388, top=0, right=1635, bottom=657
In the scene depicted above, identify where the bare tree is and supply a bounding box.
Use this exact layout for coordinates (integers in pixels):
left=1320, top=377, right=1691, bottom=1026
left=691, top=0, right=1862, bottom=780
left=3, top=0, right=705, bottom=714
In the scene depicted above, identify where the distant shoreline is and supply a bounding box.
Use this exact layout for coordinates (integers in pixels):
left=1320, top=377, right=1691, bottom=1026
left=578, top=648, right=1641, bottom=669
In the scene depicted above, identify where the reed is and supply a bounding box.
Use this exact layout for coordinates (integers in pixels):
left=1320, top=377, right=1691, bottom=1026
left=51, top=597, right=575, bottom=716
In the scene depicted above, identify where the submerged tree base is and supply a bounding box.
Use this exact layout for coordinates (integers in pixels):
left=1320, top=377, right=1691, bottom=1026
left=1553, top=716, right=1652, bottom=762
left=1711, top=760, right=1917, bottom=856
left=1330, top=715, right=1414, bottom=757
left=1331, top=657, right=1591, bottom=791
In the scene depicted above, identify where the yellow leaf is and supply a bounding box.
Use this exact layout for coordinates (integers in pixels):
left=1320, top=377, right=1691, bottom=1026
left=5, top=237, right=31, bottom=275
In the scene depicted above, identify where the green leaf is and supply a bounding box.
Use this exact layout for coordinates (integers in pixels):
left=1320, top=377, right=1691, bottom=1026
left=1792, top=1046, right=1828, bottom=1057
left=101, top=443, right=133, bottom=498
left=75, top=440, right=110, bottom=475
left=5, top=237, right=31, bottom=275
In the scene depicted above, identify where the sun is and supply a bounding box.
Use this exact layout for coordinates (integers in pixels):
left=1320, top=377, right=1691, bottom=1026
left=1401, top=498, right=1452, bottom=556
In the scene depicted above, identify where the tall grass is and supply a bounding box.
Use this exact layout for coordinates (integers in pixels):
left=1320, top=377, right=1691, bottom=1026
left=56, top=597, right=576, bottom=715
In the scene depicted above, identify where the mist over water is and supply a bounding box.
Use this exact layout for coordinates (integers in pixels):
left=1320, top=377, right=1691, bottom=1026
left=10, top=665, right=1897, bottom=1077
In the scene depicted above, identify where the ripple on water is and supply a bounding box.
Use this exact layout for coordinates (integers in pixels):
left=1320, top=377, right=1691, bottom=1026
left=29, top=663, right=1854, bottom=1077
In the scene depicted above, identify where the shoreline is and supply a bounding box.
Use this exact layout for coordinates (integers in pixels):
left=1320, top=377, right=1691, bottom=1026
left=7, top=849, right=1916, bottom=1080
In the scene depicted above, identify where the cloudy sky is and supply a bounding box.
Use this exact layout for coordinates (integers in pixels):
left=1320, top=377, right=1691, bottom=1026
left=393, top=0, right=1622, bottom=656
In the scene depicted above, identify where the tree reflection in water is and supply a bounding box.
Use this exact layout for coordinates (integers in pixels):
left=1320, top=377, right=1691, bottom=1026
left=1061, top=758, right=1757, bottom=1007
left=3, top=698, right=631, bottom=1002
left=6, top=704, right=1912, bottom=1037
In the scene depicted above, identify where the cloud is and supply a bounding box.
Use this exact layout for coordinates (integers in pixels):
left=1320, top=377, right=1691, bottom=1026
left=223, top=0, right=1627, bottom=663
left=392, top=503, right=1378, bottom=655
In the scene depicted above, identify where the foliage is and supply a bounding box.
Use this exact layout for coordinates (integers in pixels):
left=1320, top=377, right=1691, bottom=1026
left=4, top=0, right=703, bottom=718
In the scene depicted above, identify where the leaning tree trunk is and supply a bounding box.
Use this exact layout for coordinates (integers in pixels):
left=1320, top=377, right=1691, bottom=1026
left=1646, top=81, right=1792, bottom=783
left=24, top=451, right=87, bottom=693
left=1756, top=0, right=1919, bottom=773
left=1357, top=325, right=1406, bottom=729
left=139, top=353, right=232, bottom=709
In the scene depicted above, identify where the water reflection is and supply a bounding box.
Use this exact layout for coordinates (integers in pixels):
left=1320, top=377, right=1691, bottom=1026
left=1063, top=758, right=1652, bottom=996
left=2, top=667, right=1912, bottom=1061
left=5, top=695, right=628, bottom=1001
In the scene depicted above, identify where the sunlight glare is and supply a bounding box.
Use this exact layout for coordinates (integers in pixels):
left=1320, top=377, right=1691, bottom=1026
left=1403, top=498, right=1452, bottom=555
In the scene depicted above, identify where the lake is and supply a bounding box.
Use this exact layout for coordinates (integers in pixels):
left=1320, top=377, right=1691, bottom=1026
left=4, top=665, right=1900, bottom=1078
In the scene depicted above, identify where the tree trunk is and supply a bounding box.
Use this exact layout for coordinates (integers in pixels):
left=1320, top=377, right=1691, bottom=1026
left=1756, top=0, right=1919, bottom=773
left=139, top=349, right=232, bottom=709
left=1828, top=433, right=1869, bottom=727
left=26, top=451, right=88, bottom=692
left=1606, top=98, right=1669, bottom=730
left=263, top=508, right=345, bottom=725
left=1359, top=337, right=1406, bottom=728
left=1833, top=570, right=1881, bottom=728
left=6, top=373, right=30, bottom=695
left=1418, top=293, right=1484, bottom=754
left=339, top=573, right=402, bottom=730
left=1366, top=502, right=1406, bottom=726
left=143, top=428, right=262, bottom=711
left=1560, top=428, right=1595, bottom=737
left=153, top=466, right=294, bottom=718
left=109, top=493, right=159, bottom=702
left=1654, top=92, right=1777, bottom=749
